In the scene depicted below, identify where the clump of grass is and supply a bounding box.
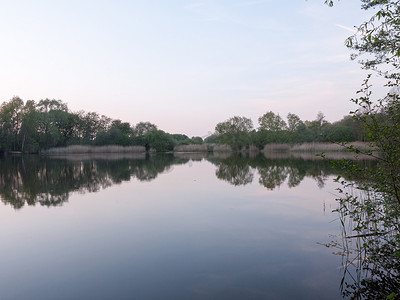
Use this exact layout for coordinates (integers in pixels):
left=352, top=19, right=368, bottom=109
left=44, top=145, right=146, bottom=155
left=174, top=144, right=209, bottom=152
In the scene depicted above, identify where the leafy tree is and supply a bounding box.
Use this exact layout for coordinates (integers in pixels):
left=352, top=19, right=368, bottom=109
left=323, top=1, right=400, bottom=298
left=190, top=136, right=203, bottom=144
left=134, top=121, right=157, bottom=137
left=204, top=133, right=218, bottom=144
left=95, top=119, right=133, bottom=146
left=36, top=99, right=70, bottom=149
left=335, top=115, right=365, bottom=141
left=322, top=124, right=354, bottom=142
left=305, top=112, right=329, bottom=141
left=171, top=134, right=191, bottom=145
left=329, top=0, right=400, bottom=212
left=142, top=129, right=175, bottom=152
left=257, top=111, right=288, bottom=144
left=258, top=111, right=287, bottom=131
left=215, top=116, right=253, bottom=151
left=286, top=113, right=310, bottom=143
left=287, top=113, right=303, bottom=133
left=0, top=97, right=24, bottom=151
left=20, top=100, right=40, bottom=153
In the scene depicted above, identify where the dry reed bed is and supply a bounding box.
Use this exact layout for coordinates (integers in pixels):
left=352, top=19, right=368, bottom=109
left=264, top=142, right=374, bottom=153
left=263, top=151, right=376, bottom=160
left=213, top=144, right=232, bottom=152
left=48, top=152, right=147, bottom=161
left=44, top=145, right=146, bottom=155
left=174, top=144, right=209, bottom=152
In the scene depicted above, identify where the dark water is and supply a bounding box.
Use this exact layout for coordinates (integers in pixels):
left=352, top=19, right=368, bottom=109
left=0, top=153, right=347, bottom=299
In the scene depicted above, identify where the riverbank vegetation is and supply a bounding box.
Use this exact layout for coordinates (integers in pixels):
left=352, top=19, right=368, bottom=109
left=321, top=1, right=400, bottom=298
left=0, top=96, right=367, bottom=154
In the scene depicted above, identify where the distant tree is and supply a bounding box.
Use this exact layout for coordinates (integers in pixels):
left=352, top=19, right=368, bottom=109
left=96, top=119, right=133, bottom=146
left=20, top=100, right=40, bottom=152
left=286, top=113, right=306, bottom=143
left=257, top=111, right=288, bottom=144
left=204, top=133, right=218, bottom=144
left=258, top=111, right=287, bottom=131
left=323, top=124, right=354, bottom=142
left=143, top=129, right=175, bottom=151
left=335, top=115, right=365, bottom=141
left=215, top=116, right=253, bottom=151
left=305, top=112, right=329, bottom=141
left=36, top=99, right=70, bottom=149
left=287, top=113, right=303, bottom=133
left=134, top=122, right=157, bottom=136
left=171, top=134, right=191, bottom=145
left=0, top=97, right=24, bottom=151
left=191, top=136, right=203, bottom=144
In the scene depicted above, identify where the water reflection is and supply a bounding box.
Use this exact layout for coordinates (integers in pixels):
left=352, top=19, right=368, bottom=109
left=0, top=154, right=187, bottom=209
left=210, top=153, right=336, bottom=189
left=0, top=152, right=371, bottom=209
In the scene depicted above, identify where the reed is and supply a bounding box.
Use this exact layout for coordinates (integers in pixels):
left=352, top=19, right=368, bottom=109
left=212, top=144, right=232, bottom=152
left=44, top=145, right=146, bottom=155
left=174, top=144, right=209, bottom=152
left=49, top=152, right=147, bottom=161
left=263, top=143, right=291, bottom=152
left=263, top=142, right=373, bottom=153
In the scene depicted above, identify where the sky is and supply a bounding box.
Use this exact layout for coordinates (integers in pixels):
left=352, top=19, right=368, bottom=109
left=0, top=0, right=375, bottom=137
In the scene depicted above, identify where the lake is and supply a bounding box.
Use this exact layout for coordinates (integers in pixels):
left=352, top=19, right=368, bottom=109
left=0, top=153, right=348, bottom=299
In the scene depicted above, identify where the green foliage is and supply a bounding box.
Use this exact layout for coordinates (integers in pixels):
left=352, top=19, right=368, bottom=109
left=304, top=112, right=329, bottom=142
left=211, top=109, right=367, bottom=150
left=324, top=1, right=400, bottom=298
left=190, top=136, right=203, bottom=144
left=171, top=134, right=191, bottom=145
left=215, top=116, right=253, bottom=151
left=258, top=111, right=287, bottom=131
left=204, top=133, right=218, bottom=144
left=0, top=95, right=375, bottom=154
left=134, top=121, right=157, bottom=136
left=142, top=129, right=175, bottom=152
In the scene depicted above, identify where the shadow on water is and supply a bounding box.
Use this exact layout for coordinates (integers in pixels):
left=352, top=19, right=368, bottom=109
left=0, top=152, right=376, bottom=210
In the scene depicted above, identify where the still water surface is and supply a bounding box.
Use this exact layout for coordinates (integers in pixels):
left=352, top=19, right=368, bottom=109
left=0, top=153, right=345, bottom=299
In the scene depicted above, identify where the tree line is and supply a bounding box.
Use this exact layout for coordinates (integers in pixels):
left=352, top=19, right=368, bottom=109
left=0, top=96, right=367, bottom=154
left=0, top=97, right=204, bottom=153
left=211, top=111, right=365, bottom=151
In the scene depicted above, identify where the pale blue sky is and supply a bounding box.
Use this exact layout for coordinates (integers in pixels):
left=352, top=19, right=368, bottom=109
left=0, top=1, right=373, bottom=136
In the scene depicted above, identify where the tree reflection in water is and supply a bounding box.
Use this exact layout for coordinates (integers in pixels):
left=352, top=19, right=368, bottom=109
left=0, top=152, right=371, bottom=210
left=1, top=151, right=393, bottom=297
left=0, top=153, right=188, bottom=209
left=210, top=152, right=336, bottom=190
